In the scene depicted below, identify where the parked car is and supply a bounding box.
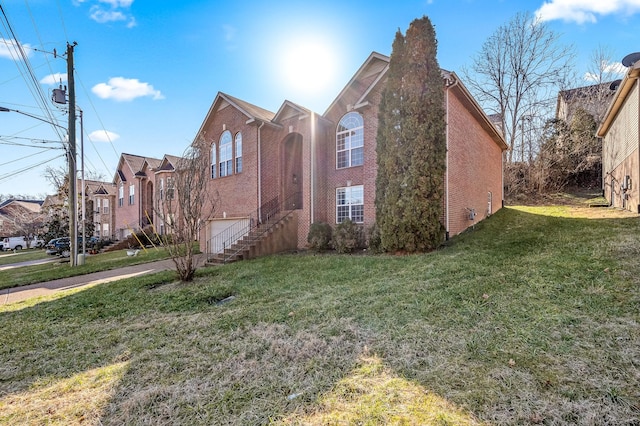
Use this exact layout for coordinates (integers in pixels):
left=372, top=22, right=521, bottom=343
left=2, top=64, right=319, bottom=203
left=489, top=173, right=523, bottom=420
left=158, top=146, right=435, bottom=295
left=45, top=238, right=65, bottom=255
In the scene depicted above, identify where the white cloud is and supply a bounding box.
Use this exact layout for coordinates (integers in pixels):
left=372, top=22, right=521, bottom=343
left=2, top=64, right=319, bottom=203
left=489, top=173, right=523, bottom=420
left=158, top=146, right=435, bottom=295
left=89, top=129, right=120, bottom=142
left=99, top=0, right=133, bottom=7
left=0, top=38, right=33, bottom=60
left=536, top=0, right=640, bottom=24
left=40, top=73, right=68, bottom=85
left=90, top=7, right=127, bottom=23
left=584, top=60, right=627, bottom=81
left=91, top=77, right=164, bottom=102
left=85, top=0, right=136, bottom=27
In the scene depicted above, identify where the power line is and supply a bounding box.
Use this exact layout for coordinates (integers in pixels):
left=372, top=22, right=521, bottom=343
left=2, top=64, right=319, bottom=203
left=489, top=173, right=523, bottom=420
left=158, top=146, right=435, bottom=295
left=0, top=4, right=66, bottom=142
left=0, top=147, right=55, bottom=167
left=0, top=153, right=65, bottom=183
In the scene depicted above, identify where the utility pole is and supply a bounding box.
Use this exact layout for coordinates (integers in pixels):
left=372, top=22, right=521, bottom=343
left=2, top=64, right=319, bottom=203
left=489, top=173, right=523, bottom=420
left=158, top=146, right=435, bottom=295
left=67, top=42, right=78, bottom=266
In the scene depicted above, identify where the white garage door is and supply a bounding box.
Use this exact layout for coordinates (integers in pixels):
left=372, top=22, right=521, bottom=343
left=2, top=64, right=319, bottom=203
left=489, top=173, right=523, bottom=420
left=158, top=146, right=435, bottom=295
left=208, top=218, right=250, bottom=254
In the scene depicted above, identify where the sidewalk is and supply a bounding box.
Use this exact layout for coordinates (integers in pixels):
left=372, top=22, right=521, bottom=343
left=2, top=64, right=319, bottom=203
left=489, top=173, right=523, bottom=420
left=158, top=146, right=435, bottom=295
left=1, top=259, right=177, bottom=305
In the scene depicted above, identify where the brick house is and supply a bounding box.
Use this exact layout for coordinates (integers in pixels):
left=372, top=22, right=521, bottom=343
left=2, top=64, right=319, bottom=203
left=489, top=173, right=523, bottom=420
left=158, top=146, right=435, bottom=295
left=113, top=153, right=162, bottom=239
left=597, top=61, right=640, bottom=212
left=195, top=52, right=506, bottom=258
left=152, top=154, right=182, bottom=236
left=82, top=179, right=117, bottom=240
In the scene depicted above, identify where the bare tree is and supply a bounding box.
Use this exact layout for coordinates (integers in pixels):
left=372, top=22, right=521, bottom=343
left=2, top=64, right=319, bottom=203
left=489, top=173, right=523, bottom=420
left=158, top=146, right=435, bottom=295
left=155, top=139, right=218, bottom=282
left=463, top=12, right=576, bottom=164
left=583, top=45, right=625, bottom=126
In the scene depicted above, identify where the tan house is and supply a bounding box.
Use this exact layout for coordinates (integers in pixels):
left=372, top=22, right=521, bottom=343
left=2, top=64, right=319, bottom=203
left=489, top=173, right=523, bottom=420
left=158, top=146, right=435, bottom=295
left=557, top=82, right=615, bottom=125
left=0, top=199, right=44, bottom=236
left=597, top=61, right=640, bottom=212
left=193, top=52, right=507, bottom=260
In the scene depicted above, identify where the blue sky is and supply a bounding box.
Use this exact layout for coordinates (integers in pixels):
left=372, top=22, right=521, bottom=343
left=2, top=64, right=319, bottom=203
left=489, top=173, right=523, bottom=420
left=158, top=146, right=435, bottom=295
left=1, top=0, right=640, bottom=197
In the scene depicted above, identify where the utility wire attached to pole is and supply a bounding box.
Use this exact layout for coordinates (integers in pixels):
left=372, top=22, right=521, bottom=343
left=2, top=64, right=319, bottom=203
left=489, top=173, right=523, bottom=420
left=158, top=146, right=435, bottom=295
left=66, top=41, right=78, bottom=267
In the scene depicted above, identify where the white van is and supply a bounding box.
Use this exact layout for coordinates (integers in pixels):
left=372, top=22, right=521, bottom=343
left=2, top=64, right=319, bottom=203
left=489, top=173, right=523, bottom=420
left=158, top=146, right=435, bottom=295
left=2, top=236, right=44, bottom=250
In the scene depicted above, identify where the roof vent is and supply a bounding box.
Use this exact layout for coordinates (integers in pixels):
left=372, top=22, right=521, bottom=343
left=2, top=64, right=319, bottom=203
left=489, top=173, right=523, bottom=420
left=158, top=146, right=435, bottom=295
left=610, top=79, right=622, bottom=91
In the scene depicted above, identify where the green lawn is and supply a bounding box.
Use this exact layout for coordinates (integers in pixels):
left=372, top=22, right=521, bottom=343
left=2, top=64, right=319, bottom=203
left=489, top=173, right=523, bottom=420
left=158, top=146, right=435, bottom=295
left=0, top=247, right=172, bottom=290
left=0, top=249, right=48, bottom=266
left=1, top=205, right=639, bottom=425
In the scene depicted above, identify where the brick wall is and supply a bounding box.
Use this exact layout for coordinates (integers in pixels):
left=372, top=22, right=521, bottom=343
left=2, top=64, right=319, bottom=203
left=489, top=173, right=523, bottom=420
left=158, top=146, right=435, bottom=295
left=446, top=87, right=504, bottom=236
left=322, top=76, right=383, bottom=230
left=114, top=173, right=141, bottom=239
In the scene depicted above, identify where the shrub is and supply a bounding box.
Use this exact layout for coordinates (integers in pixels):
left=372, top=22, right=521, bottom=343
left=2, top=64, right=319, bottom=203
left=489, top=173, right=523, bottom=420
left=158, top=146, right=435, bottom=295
left=367, top=223, right=383, bottom=254
left=307, top=222, right=333, bottom=251
left=333, top=219, right=364, bottom=254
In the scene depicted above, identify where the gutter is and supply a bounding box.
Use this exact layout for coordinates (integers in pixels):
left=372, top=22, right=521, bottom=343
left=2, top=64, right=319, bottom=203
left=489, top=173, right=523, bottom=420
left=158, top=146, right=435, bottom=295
left=598, top=62, right=640, bottom=137
left=257, top=121, right=264, bottom=222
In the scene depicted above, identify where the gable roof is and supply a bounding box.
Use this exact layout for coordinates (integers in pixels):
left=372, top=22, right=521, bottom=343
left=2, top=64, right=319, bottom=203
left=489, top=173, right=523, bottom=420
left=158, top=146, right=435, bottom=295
left=114, top=153, right=163, bottom=183
left=443, top=70, right=508, bottom=151
left=156, top=154, right=183, bottom=172
left=324, top=51, right=506, bottom=151
left=324, top=52, right=390, bottom=116
left=557, top=81, right=616, bottom=124
left=0, top=199, right=43, bottom=211
left=597, top=61, right=640, bottom=137
left=194, top=92, right=277, bottom=143
left=273, top=100, right=311, bottom=123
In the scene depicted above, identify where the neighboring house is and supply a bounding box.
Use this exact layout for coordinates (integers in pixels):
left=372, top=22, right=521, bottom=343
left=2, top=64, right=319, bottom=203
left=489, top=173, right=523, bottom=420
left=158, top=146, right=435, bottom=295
left=597, top=61, right=640, bottom=212
left=82, top=179, right=117, bottom=240
left=113, top=153, right=162, bottom=240
left=194, top=51, right=507, bottom=258
left=153, top=154, right=182, bottom=236
left=0, top=199, right=44, bottom=236
left=557, top=82, right=615, bottom=125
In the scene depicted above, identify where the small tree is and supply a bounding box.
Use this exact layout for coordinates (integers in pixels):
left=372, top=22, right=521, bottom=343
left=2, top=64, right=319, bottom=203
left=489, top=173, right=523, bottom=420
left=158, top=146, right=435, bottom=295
left=537, top=108, right=600, bottom=191
left=375, top=16, right=447, bottom=252
left=155, top=140, right=218, bottom=281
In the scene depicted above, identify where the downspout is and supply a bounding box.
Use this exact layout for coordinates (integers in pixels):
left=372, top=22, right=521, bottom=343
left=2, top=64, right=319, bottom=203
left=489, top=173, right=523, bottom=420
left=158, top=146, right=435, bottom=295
left=444, top=74, right=459, bottom=240
left=257, top=121, right=264, bottom=222
left=310, top=111, right=315, bottom=224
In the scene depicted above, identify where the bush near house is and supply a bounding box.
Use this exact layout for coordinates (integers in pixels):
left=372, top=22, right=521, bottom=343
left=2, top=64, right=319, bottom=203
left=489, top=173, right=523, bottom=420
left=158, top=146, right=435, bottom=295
left=307, top=222, right=333, bottom=252
left=332, top=219, right=365, bottom=254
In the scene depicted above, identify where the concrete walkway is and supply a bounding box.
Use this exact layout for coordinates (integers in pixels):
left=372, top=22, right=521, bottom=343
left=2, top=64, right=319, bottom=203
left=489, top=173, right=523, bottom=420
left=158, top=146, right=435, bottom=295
left=1, top=259, right=178, bottom=305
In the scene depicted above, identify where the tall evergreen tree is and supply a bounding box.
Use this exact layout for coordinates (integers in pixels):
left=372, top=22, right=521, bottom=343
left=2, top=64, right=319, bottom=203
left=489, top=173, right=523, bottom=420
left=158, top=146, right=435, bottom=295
left=375, top=16, right=446, bottom=252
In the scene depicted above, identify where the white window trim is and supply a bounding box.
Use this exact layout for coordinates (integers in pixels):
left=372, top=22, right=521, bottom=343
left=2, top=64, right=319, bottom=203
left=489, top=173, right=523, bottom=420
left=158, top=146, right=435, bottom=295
left=336, top=112, right=364, bottom=169
left=336, top=185, right=364, bottom=224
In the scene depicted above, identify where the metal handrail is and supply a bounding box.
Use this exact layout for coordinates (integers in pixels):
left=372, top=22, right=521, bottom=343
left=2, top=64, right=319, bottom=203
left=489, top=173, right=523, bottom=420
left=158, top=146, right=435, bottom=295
left=206, top=195, right=279, bottom=261
left=207, top=192, right=301, bottom=263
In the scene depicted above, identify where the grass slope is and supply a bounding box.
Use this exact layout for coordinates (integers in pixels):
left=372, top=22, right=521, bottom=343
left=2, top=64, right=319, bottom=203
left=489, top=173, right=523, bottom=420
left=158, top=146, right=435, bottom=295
left=1, top=205, right=639, bottom=425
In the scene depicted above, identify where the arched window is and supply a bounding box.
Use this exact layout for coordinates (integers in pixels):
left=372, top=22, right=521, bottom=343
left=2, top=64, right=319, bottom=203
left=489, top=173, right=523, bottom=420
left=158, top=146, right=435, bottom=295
left=336, top=112, right=364, bottom=169
left=235, top=132, right=242, bottom=173
left=219, top=130, right=233, bottom=177
left=210, top=143, right=217, bottom=179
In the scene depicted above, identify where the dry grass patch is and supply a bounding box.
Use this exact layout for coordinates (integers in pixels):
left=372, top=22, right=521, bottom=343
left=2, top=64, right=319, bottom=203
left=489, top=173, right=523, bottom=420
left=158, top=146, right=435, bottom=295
left=0, top=362, right=128, bottom=425
left=278, top=355, right=485, bottom=425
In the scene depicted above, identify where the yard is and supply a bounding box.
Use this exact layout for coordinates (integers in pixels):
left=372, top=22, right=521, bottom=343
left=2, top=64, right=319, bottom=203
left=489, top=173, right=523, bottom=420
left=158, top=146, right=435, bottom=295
left=0, top=199, right=639, bottom=425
